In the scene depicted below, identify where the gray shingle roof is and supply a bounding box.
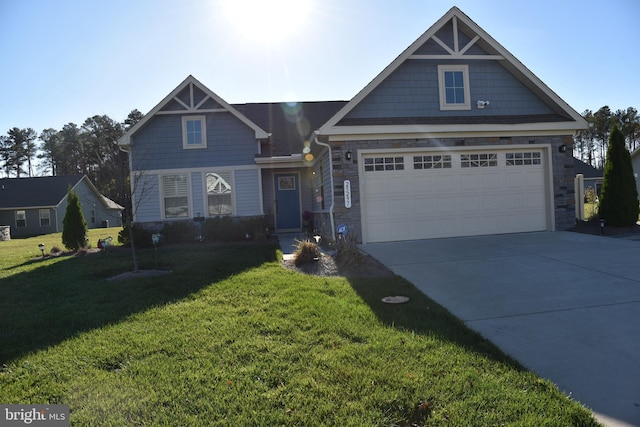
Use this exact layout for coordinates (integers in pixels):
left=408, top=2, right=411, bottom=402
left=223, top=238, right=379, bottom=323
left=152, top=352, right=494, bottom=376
left=0, top=175, right=85, bottom=209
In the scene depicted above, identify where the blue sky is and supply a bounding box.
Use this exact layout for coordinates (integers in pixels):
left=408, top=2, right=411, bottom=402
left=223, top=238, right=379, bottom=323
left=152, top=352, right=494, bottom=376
left=1, top=0, right=638, bottom=135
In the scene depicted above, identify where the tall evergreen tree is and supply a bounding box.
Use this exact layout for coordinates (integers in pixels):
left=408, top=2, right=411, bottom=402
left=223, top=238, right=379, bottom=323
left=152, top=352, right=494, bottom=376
left=62, top=188, right=88, bottom=251
left=598, top=125, right=639, bottom=226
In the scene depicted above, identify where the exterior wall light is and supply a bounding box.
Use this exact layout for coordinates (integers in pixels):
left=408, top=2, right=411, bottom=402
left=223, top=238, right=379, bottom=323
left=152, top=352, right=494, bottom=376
left=345, top=150, right=352, bottom=161
left=477, top=100, right=490, bottom=109
left=559, top=144, right=567, bottom=153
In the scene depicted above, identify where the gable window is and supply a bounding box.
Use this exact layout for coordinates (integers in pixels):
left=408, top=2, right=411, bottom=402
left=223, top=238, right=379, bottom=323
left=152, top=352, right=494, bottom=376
left=438, top=65, right=470, bottom=110
left=16, top=210, right=26, bottom=228
left=162, top=174, right=189, bottom=218
left=39, top=209, right=51, bottom=227
left=206, top=172, right=233, bottom=216
left=182, top=116, right=207, bottom=149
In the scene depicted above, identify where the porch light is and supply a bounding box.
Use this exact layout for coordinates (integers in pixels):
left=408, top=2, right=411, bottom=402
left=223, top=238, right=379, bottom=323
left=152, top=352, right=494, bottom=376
left=345, top=150, right=352, bottom=161
left=559, top=144, right=567, bottom=153
left=38, top=243, right=45, bottom=258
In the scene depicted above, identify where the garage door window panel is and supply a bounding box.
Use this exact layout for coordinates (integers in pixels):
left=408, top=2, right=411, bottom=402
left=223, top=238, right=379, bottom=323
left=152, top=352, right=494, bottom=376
left=506, top=152, right=541, bottom=166
left=461, top=153, right=497, bottom=168
left=413, top=155, right=452, bottom=169
left=364, top=157, right=404, bottom=172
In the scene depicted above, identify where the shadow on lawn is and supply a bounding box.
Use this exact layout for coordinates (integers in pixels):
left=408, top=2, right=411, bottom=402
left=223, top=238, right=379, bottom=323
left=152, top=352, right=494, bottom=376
left=347, top=275, right=525, bottom=370
left=0, top=242, right=278, bottom=364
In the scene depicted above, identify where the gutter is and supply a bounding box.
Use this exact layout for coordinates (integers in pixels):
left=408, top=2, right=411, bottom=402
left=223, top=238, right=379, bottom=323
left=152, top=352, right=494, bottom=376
left=312, top=131, right=336, bottom=242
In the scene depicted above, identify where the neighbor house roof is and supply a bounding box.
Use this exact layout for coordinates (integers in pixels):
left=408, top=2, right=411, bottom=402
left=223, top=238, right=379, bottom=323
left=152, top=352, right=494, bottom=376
left=234, top=101, right=348, bottom=157
left=573, top=158, right=602, bottom=179
left=0, top=175, right=122, bottom=210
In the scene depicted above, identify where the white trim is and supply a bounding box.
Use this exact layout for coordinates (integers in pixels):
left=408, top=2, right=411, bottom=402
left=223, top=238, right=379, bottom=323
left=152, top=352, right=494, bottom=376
left=437, top=64, right=471, bottom=110
left=317, top=6, right=588, bottom=135
left=118, top=75, right=269, bottom=147
left=138, top=164, right=260, bottom=176
left=182, top=115, right=207, bottom=149
left=409, top=54, right=504, bottom=60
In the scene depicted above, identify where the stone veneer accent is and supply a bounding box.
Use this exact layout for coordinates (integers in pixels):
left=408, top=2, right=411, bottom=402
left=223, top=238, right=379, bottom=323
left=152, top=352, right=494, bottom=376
left=329, top=135, right=575, bottom=243
left=0, top=225, right=10, bottom=241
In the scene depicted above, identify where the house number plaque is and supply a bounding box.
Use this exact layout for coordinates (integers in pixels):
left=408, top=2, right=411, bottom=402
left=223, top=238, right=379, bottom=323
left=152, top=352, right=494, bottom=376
left=344, top=179, right=352, bottom=208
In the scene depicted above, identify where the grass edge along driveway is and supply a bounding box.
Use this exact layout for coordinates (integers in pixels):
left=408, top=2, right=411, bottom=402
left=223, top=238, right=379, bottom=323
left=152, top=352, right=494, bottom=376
left=0, top=230, right=600, bottom=426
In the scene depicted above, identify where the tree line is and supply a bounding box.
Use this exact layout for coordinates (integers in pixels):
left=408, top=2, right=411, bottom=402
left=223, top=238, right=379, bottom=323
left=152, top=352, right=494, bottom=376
left=574, top=106, right=640, bottom=169
left=0, top=110, right=143, bottom=209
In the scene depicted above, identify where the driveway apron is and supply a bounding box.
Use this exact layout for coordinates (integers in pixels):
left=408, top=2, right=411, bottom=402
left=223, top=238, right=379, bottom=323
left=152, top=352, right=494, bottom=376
left=361, top=231, right=640, bottom=427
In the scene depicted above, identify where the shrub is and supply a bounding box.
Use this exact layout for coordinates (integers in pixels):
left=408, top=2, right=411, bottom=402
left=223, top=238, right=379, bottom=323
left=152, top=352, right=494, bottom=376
left=203, top=216, right=269, bottom=242
left=118, top=223, right=153, bottom=248
left=335, top=234, right=364, bottom=270
left=599, top=125, right=640, bottom=226
left=293, top=240, right=320, bottom=266
left=62, top=188, right=88, bottom=251
left=160, top=221, right=198, bottom=244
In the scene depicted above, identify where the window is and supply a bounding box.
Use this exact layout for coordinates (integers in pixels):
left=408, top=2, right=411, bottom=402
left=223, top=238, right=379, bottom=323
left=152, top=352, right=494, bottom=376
left=506, top=152, right=541, bottom=166
left=16, top=210, right=26, bottom=228
left=414, top=155, right=452, bottom=169
left=206, top=172, right=233, bottom=216
left=364, top=157, right=404, bottom=172
left=39, top=209, right=50, bottom=227
left=461, top=153, right=497, bottom=168
left=182, top=116, right=207, bottom=149
left=163, top=174, right=189, bottom=218
left=438, top=65, right=470, bottom=110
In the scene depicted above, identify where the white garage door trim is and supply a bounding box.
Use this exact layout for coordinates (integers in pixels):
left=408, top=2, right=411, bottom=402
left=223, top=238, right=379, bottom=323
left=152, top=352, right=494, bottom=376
left=359, top=144, right=554, bottom=243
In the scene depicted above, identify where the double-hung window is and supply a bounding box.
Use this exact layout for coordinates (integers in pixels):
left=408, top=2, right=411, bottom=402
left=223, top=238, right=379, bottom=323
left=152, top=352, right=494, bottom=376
left=16, top=210, right=26, bottom=228
left=162, top=174, right=189, bottom=219
left=182, top=116, right=207, bottom=149
left=39, top=209, right=51, bottom=227
left=438, top=65, right=470, bottom=110
left=206, top=172, right=233, bottom=216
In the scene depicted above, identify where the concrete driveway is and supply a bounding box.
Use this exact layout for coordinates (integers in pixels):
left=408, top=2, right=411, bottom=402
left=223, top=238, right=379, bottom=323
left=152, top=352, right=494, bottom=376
left=361, top=231, right=640, bottom=427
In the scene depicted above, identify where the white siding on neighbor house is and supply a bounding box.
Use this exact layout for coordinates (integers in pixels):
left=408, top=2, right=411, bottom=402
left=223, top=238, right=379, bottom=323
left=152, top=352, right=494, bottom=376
left=234, top=169, right=262, bottom=216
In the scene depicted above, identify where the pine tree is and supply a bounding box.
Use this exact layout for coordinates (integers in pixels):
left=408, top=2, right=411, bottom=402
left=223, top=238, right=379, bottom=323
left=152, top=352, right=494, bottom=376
left=62, top=188, right=88, bottom=251
left=598, top=125, right=639, bottom=226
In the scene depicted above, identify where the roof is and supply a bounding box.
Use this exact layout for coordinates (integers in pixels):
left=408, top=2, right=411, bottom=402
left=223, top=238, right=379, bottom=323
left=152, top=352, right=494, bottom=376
left=573, top=158, right=602, bottom=178
left=0, top=175, right=122, bottom=210
left=118, top=75, right=269, bottom=147
left=233, top=101, right=347, bottom=156
left=318, top=6, right=588, bottom=137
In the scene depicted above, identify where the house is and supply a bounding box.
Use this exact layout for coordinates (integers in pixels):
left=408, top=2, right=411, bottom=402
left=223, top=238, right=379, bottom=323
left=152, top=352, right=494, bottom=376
left=573, top=157, right=603, bottom=196
left=0, top=175, right=123, bottom=238
left=118, top=7, right=587, bottom=244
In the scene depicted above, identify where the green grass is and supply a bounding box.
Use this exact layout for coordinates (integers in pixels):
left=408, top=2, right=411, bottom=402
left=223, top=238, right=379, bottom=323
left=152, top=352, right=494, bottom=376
left=0, top=229, right=600, bottom=426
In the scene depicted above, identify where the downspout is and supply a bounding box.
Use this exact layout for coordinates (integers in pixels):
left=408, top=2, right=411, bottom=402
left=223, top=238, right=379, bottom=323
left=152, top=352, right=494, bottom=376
left=312, top=131, right=336, bottom=242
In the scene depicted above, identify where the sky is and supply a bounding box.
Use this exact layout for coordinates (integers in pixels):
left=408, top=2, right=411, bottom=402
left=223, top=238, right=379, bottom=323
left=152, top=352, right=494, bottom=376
left=1, top=0, right=639, bottom=136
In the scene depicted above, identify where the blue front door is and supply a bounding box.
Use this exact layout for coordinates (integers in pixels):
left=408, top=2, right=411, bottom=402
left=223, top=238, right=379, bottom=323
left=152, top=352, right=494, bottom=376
left=274, top=173, right=301, bottom=230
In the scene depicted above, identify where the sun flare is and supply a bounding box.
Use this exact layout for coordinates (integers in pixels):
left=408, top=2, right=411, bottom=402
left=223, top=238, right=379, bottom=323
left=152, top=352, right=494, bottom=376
left=220, top=0, right=313, bottom=46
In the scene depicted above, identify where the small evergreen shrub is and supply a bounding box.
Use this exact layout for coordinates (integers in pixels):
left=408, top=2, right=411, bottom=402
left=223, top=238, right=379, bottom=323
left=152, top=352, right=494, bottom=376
left=599, top=125, right=639, bottom=226
left=293, top=240, right=320, bottom=266
left=160, top=221, right=198, bottom=244
left=62, top=188, right=88, bottom=251
left=118, top=223, right=153, bottom=248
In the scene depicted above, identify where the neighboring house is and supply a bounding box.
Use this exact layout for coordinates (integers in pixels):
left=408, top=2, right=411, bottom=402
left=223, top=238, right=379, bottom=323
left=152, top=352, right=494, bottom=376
left=0, top=175, right=123, bottom=238
left=573, top=157, right=603, bottom=196
left=118, top=7, right=588, bottom=244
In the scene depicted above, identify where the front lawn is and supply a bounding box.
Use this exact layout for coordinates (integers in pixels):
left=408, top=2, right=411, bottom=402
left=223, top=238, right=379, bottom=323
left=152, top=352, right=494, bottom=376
left=0, top=230, right=599, bottom=426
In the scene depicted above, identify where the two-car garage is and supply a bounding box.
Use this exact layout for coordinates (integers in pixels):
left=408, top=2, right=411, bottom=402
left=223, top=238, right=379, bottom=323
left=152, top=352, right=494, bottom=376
left=360, top=146, right=552, bottom=243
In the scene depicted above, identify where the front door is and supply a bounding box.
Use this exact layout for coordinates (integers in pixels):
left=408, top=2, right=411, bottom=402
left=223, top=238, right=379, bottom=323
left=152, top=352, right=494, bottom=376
left=274, top=173, right=301, bottom=231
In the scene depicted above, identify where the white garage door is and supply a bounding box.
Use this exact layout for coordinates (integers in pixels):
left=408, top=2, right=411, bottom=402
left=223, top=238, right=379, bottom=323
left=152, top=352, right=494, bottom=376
left=361, top=148, right=550, bottom=242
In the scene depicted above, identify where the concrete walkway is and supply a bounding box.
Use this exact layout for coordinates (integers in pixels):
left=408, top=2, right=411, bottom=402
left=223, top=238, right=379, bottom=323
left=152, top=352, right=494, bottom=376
left=361, top=231, right=640, bottom=427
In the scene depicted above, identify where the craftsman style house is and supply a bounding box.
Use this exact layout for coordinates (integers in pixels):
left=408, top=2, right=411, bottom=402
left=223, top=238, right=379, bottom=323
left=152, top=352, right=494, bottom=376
left=118, top=7, right=587, bottom=243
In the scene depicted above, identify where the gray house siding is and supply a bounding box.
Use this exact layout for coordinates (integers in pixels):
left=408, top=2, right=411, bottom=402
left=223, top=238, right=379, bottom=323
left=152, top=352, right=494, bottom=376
left=130, top=113, right=259, bottom=172
left=345, top=59, right=554, bottom=120
left=133, top=174, right=160, bottom=223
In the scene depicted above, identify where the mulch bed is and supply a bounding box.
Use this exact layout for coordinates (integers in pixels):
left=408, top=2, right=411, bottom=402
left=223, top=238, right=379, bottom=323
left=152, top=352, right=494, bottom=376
left=570, top=220, right=640, bottom=237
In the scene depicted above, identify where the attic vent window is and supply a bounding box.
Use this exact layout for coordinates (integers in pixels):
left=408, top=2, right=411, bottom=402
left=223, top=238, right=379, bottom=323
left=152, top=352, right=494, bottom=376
left=438, top=65, right=470, bottom=111
left=182, top=116, right=207, bottom=149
